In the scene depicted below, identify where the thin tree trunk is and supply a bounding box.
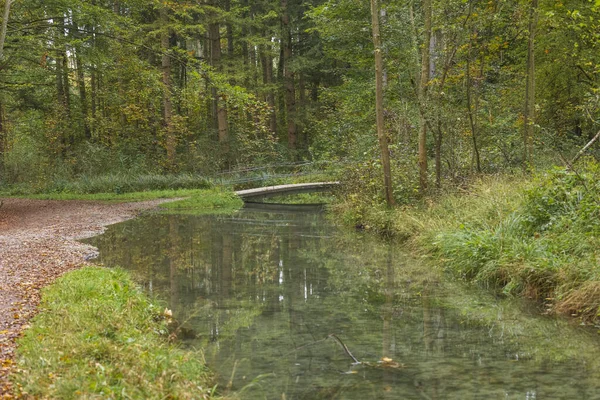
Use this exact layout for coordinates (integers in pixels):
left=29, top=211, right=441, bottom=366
left=261, top=40, right=277, bottom=134
left=418, top=0, right=432, bottom=194
left=281, top=0, right=297, bottom=152
left=466, top=37, right=481, bottom=173
left=90, top=68, right=97, bottom=138
left=225, top=0, right=234, bottom=56
left=371, top=0, right=394, bottom=207
left=161, top=6, right=176, bottom=169
left=90, top=1, right=97, bottom=139
left=209, top=14, right=230, bottom=166
left=299, top=72, right=307, bottom=147
left=62, top=50, right=70, bottom=116
left=523, top=0, right=538, bottom=168
left=0, top=0, right=10, bottom=175
left=241, top=0, right=249, bottom=86
left=75, top=49, right=91, bottom=140
left=0, top=101, right=5, bottom=176
left=434, top=121, right=442, bottom=188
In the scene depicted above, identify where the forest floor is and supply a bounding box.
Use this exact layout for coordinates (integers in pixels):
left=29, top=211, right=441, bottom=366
left=0, top=198, right=178, bottom=398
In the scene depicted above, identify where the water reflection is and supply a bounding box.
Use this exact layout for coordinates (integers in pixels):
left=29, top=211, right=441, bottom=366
left=86, top=209, right=600, bottom=399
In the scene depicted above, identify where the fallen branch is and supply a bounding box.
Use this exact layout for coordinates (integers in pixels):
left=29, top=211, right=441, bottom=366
left=571, top=129, right=600, bottom=166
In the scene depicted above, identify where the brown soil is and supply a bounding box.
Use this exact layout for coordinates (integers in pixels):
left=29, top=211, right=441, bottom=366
left=0, top=198, right=176, bottom=398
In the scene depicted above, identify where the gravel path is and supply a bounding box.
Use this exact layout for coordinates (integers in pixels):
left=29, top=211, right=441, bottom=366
left=0, top=198, right=176, bottom=398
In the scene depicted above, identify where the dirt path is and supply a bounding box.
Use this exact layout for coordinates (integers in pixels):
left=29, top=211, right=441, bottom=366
left=0, top=198, right=176, bottom=398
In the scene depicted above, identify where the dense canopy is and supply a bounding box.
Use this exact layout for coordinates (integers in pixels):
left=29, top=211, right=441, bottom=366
left=0, top=0, right=598, bottom=200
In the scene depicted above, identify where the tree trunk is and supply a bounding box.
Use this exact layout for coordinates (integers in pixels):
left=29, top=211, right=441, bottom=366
left=0, top=0, right=10, bottom=175
left=281, top=0, right=297, bottom=152
left=0, top=101, right=5, bottom=177
left=299, top=72, right=307, bottom=148
left=434, top=121, right=442, bottom=188
left=75, top=48, right=91, bottom=140
left=523, top=0, right=538, bottom=168
left=0, top=0, right=11, bottom=62
left=466, top=37, right=481, bottom=173
left=90, top=68, right=97, bottom=138
left=418, top=0, right=432, bottom=194
left=261, top=41, right=277, bottom=134
left=225, top=0, right=234, bottom=56
left=371, top=0, right=394, bottom=207
left=209, top=14, right=230, bottom=166
left=161, top=5, right=176, bottom=169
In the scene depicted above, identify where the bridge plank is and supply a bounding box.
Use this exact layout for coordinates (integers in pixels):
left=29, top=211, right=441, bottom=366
left=235, top=182, right=339, bottom=200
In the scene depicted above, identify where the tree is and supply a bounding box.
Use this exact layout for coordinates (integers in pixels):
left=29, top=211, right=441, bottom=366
left=418, top=0, right=432, bottom=193
left=371, top=0, right=394, bottom=207
left=523, top=0, right=538, bottom=168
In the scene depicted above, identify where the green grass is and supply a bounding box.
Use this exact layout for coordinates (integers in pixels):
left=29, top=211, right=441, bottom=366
left=13, top=267, right=218, bottom=399
left=159, top=188, right=244, bottom=213
left=2, top=186, right=244, bottom=214
left=15, top=188, right=202, bottom=202
left=335, top=162, right=600, bottom=322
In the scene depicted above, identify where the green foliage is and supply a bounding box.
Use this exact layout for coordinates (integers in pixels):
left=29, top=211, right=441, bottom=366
left=522, top=161, right=600, bottom=236
left=14, top=267, right=216, bottom=399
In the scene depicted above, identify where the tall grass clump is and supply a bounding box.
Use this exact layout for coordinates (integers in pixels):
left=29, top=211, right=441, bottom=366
left=14, top=267, right=217, bottom=399
left=428, top=160, right=600, bottom=319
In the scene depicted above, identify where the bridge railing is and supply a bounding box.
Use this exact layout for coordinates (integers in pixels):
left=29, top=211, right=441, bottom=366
left=211, top=161, right=343, bottom=189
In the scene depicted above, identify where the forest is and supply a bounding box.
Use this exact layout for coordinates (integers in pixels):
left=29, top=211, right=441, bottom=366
left=0, top=0, right=597, bottom=196
left=3, top=1, right=600, bottom=397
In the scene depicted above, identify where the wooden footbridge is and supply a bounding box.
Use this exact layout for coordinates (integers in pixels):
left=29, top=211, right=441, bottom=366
left=235, top=182, right=339, bottom=201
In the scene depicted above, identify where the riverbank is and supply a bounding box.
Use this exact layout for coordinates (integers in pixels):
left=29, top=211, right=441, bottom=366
left=13, top=267, right=216, bottom=399
left=334, top=161, right=600, bottom=323
left=0, top=189, right=241, bottom=397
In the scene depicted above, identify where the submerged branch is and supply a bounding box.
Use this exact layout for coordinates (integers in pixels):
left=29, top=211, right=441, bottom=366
left=328, top=334, right=361, bottom=364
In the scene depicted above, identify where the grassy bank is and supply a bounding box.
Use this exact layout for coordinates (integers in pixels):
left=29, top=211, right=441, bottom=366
left=13, top=267, right=217, bottom=399
left=335, top=160, right=600, bottom=322
left=1, top=186, right=244, bottom=214
left=158, top=187, right=243, bottom=213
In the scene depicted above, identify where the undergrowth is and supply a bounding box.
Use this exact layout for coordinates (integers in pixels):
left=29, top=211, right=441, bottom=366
left=0, top=172, right=212, bottom=196
left=13, top=267, right=217, bottom=399
left=335, top=159, right=600, bottom=322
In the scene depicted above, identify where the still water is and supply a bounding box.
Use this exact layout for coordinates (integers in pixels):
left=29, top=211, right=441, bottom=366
left=86, top=208, right=600, bottom=399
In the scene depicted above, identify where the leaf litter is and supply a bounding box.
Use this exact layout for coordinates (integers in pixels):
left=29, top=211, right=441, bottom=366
left=0, top=198, right=176, bottom=398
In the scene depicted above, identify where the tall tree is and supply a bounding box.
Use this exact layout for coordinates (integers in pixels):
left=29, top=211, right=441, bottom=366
left=0, top=0, right=10, bottom=61
left=281, top=0, right=297, bottom=153
left=523, top=0, right=538, bottom=168
left=0, top=0, right=10, bottom=175
left=161, top=4, right=176, bottom=169
left=418, top=0, right=432, bottom=193
left=371, top=0, right=394, bottom=207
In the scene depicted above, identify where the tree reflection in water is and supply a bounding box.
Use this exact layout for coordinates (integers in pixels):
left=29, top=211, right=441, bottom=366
left=87, top=209, right=600, bottom=399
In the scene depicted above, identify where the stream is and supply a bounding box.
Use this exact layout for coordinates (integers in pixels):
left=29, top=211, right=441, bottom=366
left=85, top=207, right=600, bottom=399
